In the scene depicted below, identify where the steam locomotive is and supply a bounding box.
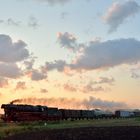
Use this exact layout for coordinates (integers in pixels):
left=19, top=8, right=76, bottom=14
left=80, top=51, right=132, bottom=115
left=1, top=104, right=116, bottom=122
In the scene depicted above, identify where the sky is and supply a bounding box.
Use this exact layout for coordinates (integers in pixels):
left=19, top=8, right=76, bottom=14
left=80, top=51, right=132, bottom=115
left=0, top=0, right=140, bottom=113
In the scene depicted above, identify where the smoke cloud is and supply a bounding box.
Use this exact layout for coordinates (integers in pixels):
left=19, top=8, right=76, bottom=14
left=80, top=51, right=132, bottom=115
left=10, top=97, right=127, bottom=111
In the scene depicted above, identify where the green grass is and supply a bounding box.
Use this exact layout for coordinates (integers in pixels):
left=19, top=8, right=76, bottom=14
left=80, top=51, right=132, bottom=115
left=0, top=118, right=140, bottom=139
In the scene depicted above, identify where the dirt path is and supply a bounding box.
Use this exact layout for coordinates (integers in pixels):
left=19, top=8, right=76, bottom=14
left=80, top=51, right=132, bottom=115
left=4, top=126, right=140, bottom=140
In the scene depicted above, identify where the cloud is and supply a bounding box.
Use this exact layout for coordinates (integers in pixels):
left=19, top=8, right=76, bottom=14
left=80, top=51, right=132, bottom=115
left=0, top=34, right=30, bottom=62
left=34, top=0, right=71, bottom=5
left=97, top=77, right=115, bottom=85
left=10, top=96, right=127, bottom=110
left=0, top=17, right=40, bottom=29
left=23, top=58, right=35, bottom=70
left=0, top=34, right=33, bottom=79
left=131, top=66, right=140, bottom=79
left=45, top=38, right=140, bottom=72
left=0, top=18, right=21, bottom=26
left=40, top=88, right=48, bottom=93
left=0, top=77, right=8, bottom=88
left=70, top=38, right=140, bottom=70
left=23, top=58, right=48, bottom=81
left=15, top=81, right=26, bottom=90
left=63, top=81, right=108, bottom=93
left=0, top=63, right=22, bottom=78
left=57, top=32, right=77, bottom=51
left=28, top=16, right=39, bottom=28
left=88, top=77, right=115, bottom=86
left=45, top=60, right=66, bottom=71
left=131, top=72, right=140, bottom=79
left=0, top=20, right=4, bottom=23
left=30, top=69, right=47, bottom=81
left=82, top=85, right=104, bottom=93
left=103, top=1, right=140, bottom=33
left=61, top=12, right=69, bottom=19
left=7, top=18, right=21, bottom=26
left=63, top=83, right=77, bottom=92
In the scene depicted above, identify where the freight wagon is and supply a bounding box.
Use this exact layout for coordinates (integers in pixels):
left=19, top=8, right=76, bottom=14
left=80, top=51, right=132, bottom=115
left=133, top=110, right=140, bottom=117
left=115, top=110, right=134, bottom=118
left=81, top=110, right=95, bottom=119
left=60, top=109, right=81, bottom=120
left=94, top=109, right=115, bottom=119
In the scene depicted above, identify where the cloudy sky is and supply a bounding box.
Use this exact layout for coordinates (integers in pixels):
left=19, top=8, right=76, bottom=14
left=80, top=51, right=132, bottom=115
left=0, top=0, right=140, bottom=113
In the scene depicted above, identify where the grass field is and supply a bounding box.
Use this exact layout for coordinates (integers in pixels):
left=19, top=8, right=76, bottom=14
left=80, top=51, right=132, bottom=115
left=1, top=118, right=140, bottom=139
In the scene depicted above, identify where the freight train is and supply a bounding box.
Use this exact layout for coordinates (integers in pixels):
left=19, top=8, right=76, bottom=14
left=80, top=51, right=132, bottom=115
left=1, top=104, right=139, bottom=122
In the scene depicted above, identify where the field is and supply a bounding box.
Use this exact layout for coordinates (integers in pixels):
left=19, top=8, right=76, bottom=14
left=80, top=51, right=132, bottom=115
left=1, top=117, right=140, bottom=139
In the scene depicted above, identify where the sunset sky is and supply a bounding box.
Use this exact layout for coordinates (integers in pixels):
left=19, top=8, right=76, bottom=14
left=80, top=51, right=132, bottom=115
left=0, top=0, right=140, bottom=113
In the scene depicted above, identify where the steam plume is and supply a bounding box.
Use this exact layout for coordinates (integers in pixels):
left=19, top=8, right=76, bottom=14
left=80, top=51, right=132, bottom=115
left=10, top=97, right=127, bottom=111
